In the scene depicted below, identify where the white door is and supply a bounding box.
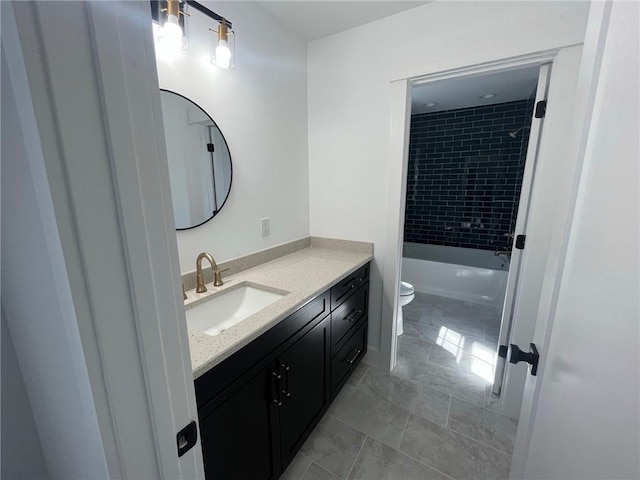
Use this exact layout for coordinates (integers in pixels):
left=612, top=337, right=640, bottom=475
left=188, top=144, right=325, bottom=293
left=5, top=2, right=204, bottom=478
left=512, top=1, right=639, bottom=477
left=492, top=64, right=551, bottom=395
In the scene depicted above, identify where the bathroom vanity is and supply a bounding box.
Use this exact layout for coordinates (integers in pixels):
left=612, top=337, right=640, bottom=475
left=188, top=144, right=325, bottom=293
left=184, top=243, right=371, bottom=480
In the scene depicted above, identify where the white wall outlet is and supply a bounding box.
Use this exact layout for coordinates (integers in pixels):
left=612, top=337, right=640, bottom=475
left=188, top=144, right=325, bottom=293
left=261, top=217, right=270, bottom=237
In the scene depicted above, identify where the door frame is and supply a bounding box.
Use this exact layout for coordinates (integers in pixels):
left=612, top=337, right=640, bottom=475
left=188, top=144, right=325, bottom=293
left=381, top=46, right=583, bottom=415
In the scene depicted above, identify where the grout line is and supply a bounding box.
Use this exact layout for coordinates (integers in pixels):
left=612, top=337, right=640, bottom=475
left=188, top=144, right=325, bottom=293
left=298, top=457, right=313, bottom=480
left=448, top=392, right=490, bottom=410
left=446, top=425, right=514, bottom=457
left=333, top=406, right=456, bottom=480
left=396, top=445, right=456, bottom=480
left=373, top=347, right=487, bottom=412
left=343, top=434, right=368, bottom=480
left=326, top=413, right=370, bottom=439
left=452, top=391, right=512, bottom=419
left=352, top=368, right=453, bottom=427
left=445, top=394, right=453, bottom=428
left=311, top=461, right=340, bottom=480
left=398, top=412, right=412, bottom=450
left=345, top=383, right=410, bottom=414
left=352, top=364, right=369, bottom=388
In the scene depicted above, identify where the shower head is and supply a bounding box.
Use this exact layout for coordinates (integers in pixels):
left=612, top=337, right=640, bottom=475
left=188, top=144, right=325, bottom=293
left=508, top=125, right=530, bottom=138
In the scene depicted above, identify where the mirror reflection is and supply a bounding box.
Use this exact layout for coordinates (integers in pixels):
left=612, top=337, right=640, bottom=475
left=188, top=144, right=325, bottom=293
left=160, top=90, right=232, bottom=230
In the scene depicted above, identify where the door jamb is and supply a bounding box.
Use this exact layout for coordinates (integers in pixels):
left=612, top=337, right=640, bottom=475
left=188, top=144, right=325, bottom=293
left=381, top=50, right=559, bottom=374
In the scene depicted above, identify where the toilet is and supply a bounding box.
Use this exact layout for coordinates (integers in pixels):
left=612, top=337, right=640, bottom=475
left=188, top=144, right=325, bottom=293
left=397, top=281, right=415, bottom=336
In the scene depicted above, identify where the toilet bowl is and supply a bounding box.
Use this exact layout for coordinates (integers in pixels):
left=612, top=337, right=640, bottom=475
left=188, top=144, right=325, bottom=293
left=397, top=281, right=415, bottom=336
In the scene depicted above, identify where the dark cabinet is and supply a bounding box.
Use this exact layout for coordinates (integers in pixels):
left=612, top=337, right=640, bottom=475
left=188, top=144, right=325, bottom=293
left=330, top=264, right=369, bottom=310
left=331, top=321, right=368, bottom=395
left=199, top=368, right=277, bottom=480
left=331, top=282, right=368, bottom=349
left=276, top=316, right=330, bottom=466
left=195, top=263, right=369, bottom=480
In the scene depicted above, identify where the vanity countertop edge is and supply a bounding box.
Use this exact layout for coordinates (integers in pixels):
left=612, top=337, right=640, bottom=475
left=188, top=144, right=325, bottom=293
left=186, top=244, right=373, bottom=379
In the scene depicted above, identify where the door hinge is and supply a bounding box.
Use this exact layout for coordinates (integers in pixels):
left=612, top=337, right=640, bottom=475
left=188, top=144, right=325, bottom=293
left=207, top=143, right=215, bottom=152
left=534, top=100, right=547, bottom=118
left=498, top=345, right=508, bottom=359
left=515, top=235, right=526, bottom=250
left=176, top=421, right=198, bottom=457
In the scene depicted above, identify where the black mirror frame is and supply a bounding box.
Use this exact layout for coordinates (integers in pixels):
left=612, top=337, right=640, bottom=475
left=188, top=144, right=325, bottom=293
left=160, top=89, right=233, bottom=231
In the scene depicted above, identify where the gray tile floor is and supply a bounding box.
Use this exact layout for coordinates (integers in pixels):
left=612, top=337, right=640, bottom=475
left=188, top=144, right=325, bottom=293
left=283, top=292, right=518, bottom=480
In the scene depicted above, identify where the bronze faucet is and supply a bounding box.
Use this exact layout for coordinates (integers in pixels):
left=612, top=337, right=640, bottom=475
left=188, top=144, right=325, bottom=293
left=196, top=252, right=218, bottom=293
left=195, top=252, right=230, bottom=292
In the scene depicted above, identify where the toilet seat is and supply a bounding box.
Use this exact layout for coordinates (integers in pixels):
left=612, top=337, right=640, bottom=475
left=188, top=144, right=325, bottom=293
left=397, top=282, right=415, bottom=336
left=400, top=281, right=414, bottom=297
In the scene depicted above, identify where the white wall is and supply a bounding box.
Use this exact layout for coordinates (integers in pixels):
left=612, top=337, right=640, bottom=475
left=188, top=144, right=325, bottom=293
left=155, top=1, right=309, bottom=272
left=522, top=2, right=640, bottom=477
left=1, top=311, right=49, bottom=480
left=308, top=1, right=590, bottom=365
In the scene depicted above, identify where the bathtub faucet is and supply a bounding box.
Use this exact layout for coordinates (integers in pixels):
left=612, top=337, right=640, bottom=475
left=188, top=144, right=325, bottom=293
left=495, top=250, right=511, bottom=256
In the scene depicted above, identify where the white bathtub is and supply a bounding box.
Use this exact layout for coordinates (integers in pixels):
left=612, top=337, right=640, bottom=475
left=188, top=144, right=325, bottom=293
left=402, top=243, right=509, bottom=308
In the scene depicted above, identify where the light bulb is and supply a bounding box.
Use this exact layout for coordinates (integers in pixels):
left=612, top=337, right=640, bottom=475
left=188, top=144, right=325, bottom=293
left=159, top=14, right=183, bottom=53
left=214, top=40, right=231, bottom=69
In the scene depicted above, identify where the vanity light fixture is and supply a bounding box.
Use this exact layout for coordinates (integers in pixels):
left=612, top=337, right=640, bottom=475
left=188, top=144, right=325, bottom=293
left=150, top=1, right=235, bottom=67
left=210, top=18, right=235, bottom=69
left=155, top=0, right=189, bottom=53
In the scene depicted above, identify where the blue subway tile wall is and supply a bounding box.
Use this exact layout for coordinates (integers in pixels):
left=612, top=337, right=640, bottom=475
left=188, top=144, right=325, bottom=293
left=404, top=99, right=534, bottom=251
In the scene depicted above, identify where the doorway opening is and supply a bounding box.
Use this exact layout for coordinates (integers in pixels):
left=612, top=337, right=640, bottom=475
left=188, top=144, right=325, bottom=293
left=394, top=64, right=549, bottom=431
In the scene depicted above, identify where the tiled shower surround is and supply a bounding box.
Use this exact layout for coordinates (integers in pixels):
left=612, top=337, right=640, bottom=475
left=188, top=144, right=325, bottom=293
left=404, top=99, right=535, bottom=251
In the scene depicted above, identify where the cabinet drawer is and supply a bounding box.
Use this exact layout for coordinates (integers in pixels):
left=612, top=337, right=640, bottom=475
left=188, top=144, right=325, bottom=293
left=331, top=321, right=367, bottom=398
left=330, top=264, right=369, bottom=310
left=331, top=284, right=368, bottom=350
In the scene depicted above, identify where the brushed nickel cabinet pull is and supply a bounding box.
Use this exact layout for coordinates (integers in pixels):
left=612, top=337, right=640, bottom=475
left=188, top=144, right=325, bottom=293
left=346, top=349, right=362, bottom=365
left=344, top=309, right=363, bottom=323
left=280, top=363, right=291, bottom=398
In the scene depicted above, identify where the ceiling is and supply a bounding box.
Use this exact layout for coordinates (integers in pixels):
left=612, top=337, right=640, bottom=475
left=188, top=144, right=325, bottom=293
left=256, top=1, right=430, bottom=42
left=411, top=67, right=540, bottom=115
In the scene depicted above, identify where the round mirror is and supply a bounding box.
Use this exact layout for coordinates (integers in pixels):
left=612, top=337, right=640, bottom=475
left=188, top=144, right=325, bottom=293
left=159, top=90, right=232, bottom=230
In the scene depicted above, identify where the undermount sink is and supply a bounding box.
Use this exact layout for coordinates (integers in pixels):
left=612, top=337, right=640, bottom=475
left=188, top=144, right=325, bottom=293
left=186, top=283, right=287, bottom=337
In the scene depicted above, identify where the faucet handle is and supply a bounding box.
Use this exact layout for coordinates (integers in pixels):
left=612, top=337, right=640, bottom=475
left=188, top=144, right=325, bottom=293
left=213, top=268, right=230, bottom=287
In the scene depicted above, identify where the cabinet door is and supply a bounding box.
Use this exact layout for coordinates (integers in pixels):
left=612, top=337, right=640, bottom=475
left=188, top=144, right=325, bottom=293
left=277, top=315, right=330, bottom=467
left=199, top=368, right=278, bottom=480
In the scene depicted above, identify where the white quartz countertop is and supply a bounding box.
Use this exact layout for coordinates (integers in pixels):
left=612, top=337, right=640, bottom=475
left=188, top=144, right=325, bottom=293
left=185, top=246, right=372, bottom=379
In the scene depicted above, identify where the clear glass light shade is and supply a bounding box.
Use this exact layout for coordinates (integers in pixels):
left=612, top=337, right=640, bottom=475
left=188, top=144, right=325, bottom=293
left=211, top=30, right=235, bottom=69
left=159, top=15, right=182, bottom=51
left=156, top=3, right=189, bottom=55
